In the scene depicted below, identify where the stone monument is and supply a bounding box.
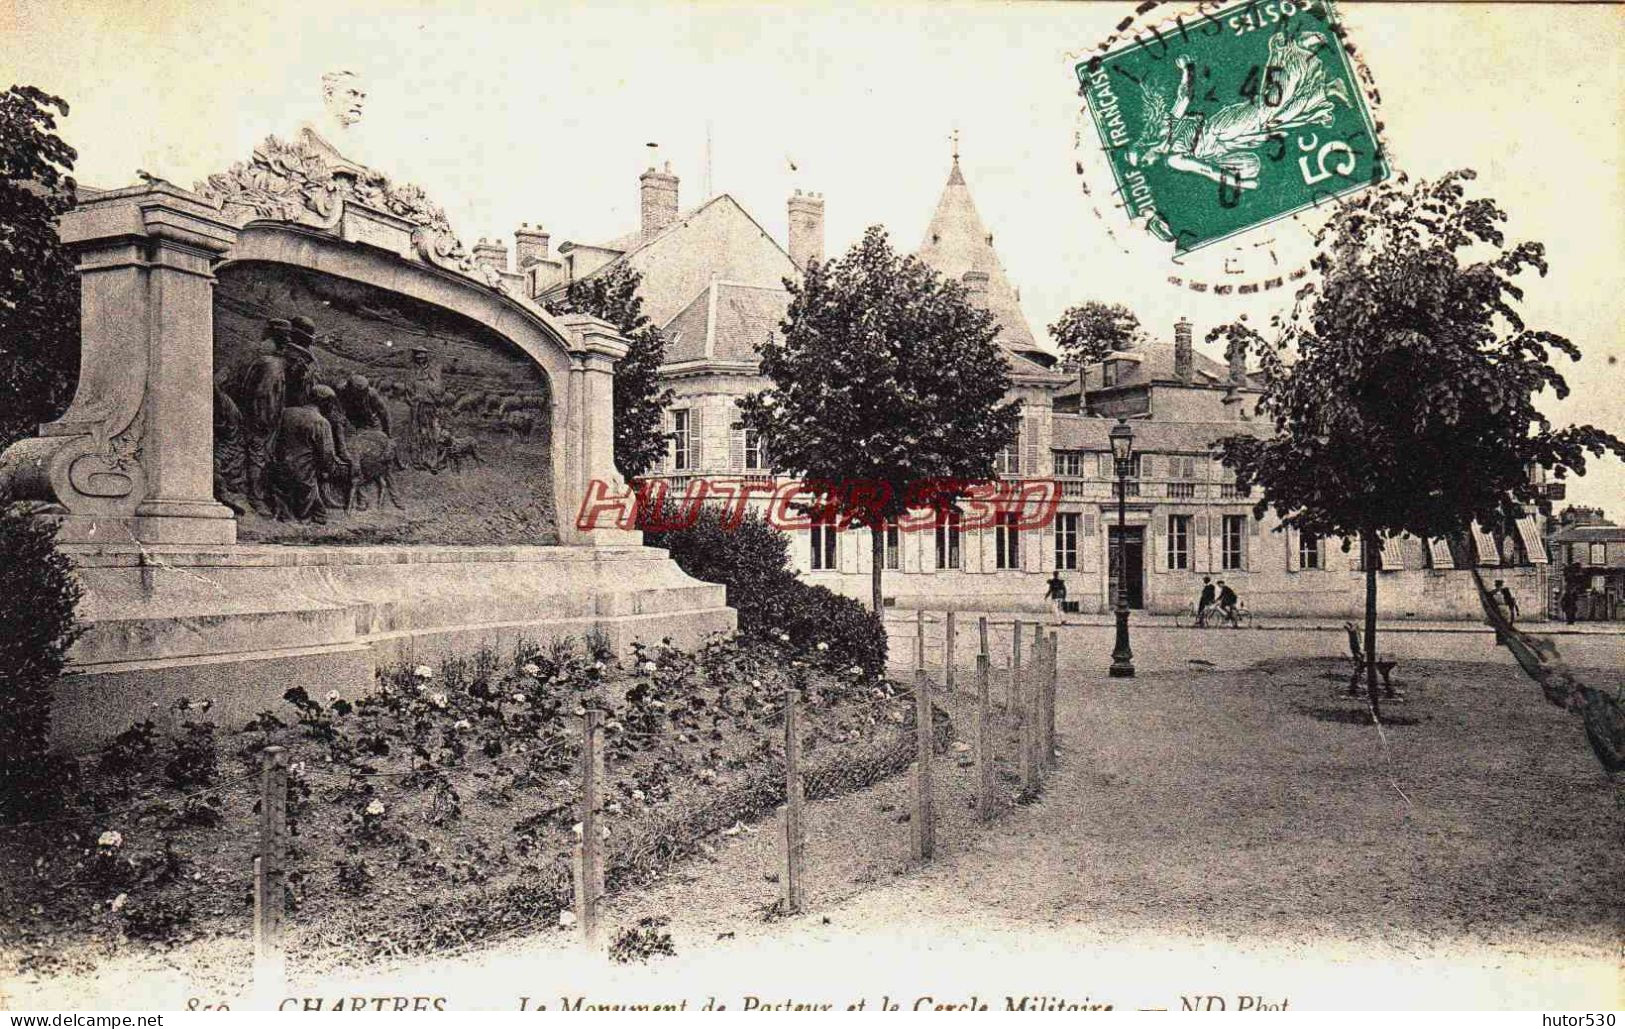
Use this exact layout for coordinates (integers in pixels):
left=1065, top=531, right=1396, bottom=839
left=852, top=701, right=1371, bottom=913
left=0, top=85, right=735, bottom=745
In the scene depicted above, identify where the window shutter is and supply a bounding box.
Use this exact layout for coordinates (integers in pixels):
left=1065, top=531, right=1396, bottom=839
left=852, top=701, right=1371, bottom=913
left=663, top=409, right=675, bottom=472
left=1082, top=512, right=1100, bottom=573
left=729, top=427, right=744, bottom=471
left=1346, top=536, right=1362, bottom=571
left=981, top=526, right=998, bottom=574
left=689, top=407, right=704, bottom=471
left=1021, top=525, right=1040, bottom=573
left=858, top=529, right=873, bottom=575
left=1285, top=527, right=1299, bottom=572
left=1024, top=417, right=1039, bottom=478
left=1099, top=453, right=1112, bottom=479
left=1153, top=516, right=1168, bottom=574
left=1141, top=455, right=1155, bottom=480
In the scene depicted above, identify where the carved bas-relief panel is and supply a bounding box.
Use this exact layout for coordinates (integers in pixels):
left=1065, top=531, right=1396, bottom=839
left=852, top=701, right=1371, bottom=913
left=214, top=263, right=557, bottom=544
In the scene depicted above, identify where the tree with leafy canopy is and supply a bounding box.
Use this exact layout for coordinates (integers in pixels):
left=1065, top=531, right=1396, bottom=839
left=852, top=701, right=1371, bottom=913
left=544, top=262, right=672, bottom=480
left=0, top=86, right=80, bottom=448
left=738, top=225, right=1020, bottom=614
left=1047, top=301, right=1141, bottom=369
left=1212, top=170, right=1625, bottom=721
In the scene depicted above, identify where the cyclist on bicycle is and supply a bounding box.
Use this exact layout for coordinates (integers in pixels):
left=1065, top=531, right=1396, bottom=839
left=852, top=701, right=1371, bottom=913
left=1217, top=580, right=1241, bottom=628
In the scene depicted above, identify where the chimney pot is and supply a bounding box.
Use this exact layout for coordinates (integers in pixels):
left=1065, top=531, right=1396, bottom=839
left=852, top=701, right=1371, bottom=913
left=1174, top=317, right=1193, bottom=383
left=787, top=189, right=826, bottom=268
left=640, top=163, right=680, bottom=241
left=962, top=270, right=989, bottom=298
left=472, top=238, right=509, bottom=275
left=514, top=222, right=551, bottom=268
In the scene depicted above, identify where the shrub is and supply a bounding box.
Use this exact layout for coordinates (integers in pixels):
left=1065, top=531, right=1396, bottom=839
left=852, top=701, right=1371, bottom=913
left=639, top=501, right=886, bottom=676
left=0, top=501, right=84, bottom=823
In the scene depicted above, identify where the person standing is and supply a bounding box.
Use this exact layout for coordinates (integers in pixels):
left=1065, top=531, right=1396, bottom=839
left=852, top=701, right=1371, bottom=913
left=405, top=346, right=445, bottom=472
left=270, top=398, right=340, bottom=524
left=1044, top=566, right=1068, bottom=621
left=228, top=318, right=315, bottom=518
left=1196, top=575, right=1216, bottom=627
left=1492, top=578, right=1519, bottom=624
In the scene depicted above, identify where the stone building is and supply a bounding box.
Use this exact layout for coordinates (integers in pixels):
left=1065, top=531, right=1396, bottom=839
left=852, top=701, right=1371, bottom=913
left=495, top=153, right=1550, bottom=620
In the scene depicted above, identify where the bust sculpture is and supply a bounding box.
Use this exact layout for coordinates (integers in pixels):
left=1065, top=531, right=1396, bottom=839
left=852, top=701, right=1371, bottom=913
left=300, top=69, right=369, bottom=169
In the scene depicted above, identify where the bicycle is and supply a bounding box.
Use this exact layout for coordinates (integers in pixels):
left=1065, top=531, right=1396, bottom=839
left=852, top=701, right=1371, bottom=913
left=1175, top=599, right=1252, bottom=629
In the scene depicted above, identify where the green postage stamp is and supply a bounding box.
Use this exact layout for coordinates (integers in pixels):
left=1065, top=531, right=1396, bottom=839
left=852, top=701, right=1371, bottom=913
left=1078, top=0, right=1386, bottom=253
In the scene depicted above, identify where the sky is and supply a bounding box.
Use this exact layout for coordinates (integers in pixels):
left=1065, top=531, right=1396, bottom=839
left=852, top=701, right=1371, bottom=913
left=3, top=0, right=1621, bottom=513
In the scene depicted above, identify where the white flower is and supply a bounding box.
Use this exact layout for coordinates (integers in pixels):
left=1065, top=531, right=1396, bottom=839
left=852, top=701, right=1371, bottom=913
left=512, top=693, right=527, bottom=704
left=593, top=661, right=606, bottom=671
left=428, top=692, right=448, bottom=709
left=324, top=690, right=341, bottom=704
left=365, top=800, right=386, bottom=817
left=522, top=663, right=540, bottom=677
left=750, top=679, right=762, bottom=689
left=97, top=830, right=123, bottom=850
left=413, top=664, right=434, bottom=679
left=572, top=822, right=584, bottom=837
left=559, top=910, right=578, bottom=928
left=850, top=665, right=864, bottom=676
left=777, top=633, right=791, bottom=643
left=110, top=893, right=129, bottom=912
left=641, top=661, right=659, bottom=674
left=452, top=719, right=471, bottom=731
left=816, top=642, right=829, bottom=652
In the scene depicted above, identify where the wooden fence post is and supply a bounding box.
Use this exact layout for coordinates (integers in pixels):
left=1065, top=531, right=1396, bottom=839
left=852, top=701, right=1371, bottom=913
left=976, top=653, right=995, bottom=822
left=944, top=610, right=957, bottom=695
left=254, top=745, right=288, bottom=994
left=912, top=663, right=935, bottom=861
left=1017, top=642, right=1039, bottom=796
left=781, top=688, right=806, bottom=915
left=1010, top=620, right=1024, bottom=713
left=1046, top=632, right=1059, bottom=765
left=1030, top=631, right=1047, bottom=773
left=574, top=709, right=604, bottom=948
left=978, top=615, right=989, bottom=659
left=915, top=609, right=926, bottom=678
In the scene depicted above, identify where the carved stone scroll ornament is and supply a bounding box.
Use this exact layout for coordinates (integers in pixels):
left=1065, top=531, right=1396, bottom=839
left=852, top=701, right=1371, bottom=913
left=195, top=135, right=506, bottom=292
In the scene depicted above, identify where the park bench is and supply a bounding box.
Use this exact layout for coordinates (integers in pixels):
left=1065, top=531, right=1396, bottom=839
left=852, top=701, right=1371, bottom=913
left=1344, top=622, right=1399, bottom=697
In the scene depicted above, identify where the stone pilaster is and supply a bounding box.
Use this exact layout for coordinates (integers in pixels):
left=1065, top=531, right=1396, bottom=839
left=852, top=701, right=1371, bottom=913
left=557, top=313, right=640, bottom=546
left=0, top=183, right=240, bottom=544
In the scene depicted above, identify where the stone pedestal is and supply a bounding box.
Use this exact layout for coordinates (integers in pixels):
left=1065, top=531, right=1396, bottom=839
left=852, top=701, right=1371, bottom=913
left=1, top=184, right=239, bottom=544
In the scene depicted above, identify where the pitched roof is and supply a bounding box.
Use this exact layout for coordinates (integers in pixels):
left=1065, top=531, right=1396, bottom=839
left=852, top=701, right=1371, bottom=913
left=1551, top=525, right=1625, bottom=544
left=915, top=158, right=1051, bottom=365
left=550, top=194, right=797, bottom=329
left=1050, top=415, right=1269, bottom=453
left=661, top=281, right=788, bottom=365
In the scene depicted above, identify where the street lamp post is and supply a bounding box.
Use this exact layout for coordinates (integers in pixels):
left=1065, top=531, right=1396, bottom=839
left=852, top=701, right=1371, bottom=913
left=1108, top=417, right=1136, bottom=678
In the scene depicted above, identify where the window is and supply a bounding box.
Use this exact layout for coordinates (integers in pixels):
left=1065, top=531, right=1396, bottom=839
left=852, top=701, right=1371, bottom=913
left=1590, top=542, right=1607, bottom=566
left=995, top=511, right=1020, bottom=570
left=810, top=513, right=837, bottom=571
left=1222, top=515, right=1247, bottom=570
left=671, top=409, right=691, bottom=471
left=1299, top=532, right=1322, bottom=570
left=885, top=524, right=900, bottom=570
left=1055, top=513, right=1079, bottom=571
left=996, top=441, right=1020, bottom=477
left=1102, top=361, right=1118, bottom=387
left=1053, top=451, right=1086, bottom=477
left=743, top=428, right=763, bottom=471
left=935, top=509, right=962, bottom=570
left=1168, top=514, right=1191, bottom=570
left=1167, top=455, right=1197, bottom=479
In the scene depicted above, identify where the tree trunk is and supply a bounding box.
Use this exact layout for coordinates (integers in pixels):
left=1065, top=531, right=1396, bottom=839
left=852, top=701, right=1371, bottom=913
left=870, top=524, right=885, bottom=614
left=1362, top=526, right=1382, bottom=723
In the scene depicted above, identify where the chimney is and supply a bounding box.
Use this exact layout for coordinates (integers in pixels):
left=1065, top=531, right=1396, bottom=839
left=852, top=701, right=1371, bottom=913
left=472, top=237, right=508, bottom=274
left=514, top=222, right=550, bottom=268
left=639, top=161, right=679, bottom=241
left=1174, top=317, right=1193, bottom=383
left=1227, top=334, right=1247, bottom=384
left=961, top=270, right=989, bottom=300
left=787, top=189, right=825, bottom=268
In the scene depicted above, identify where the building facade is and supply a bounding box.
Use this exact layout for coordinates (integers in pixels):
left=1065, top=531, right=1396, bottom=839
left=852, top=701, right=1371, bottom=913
left=486, top=154, right=1551, bottom=620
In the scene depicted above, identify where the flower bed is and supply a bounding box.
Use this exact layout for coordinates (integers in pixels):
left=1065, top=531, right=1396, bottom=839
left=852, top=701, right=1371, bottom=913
left=0, top=630, right=942, bottom=978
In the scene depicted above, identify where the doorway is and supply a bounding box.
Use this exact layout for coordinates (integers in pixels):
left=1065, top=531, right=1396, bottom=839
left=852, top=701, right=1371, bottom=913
left=1108, top=526, right=1145, bottom=609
